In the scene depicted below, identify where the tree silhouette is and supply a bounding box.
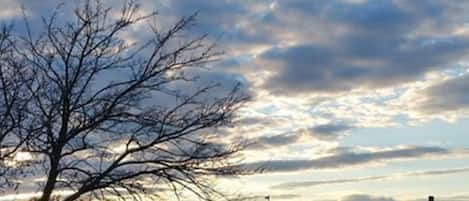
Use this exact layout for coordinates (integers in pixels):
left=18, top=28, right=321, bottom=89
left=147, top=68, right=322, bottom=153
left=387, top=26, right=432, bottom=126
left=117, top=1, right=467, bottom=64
left=0, top=1, right=249, bottom=201
left=0, top=25, right=32, bottom=188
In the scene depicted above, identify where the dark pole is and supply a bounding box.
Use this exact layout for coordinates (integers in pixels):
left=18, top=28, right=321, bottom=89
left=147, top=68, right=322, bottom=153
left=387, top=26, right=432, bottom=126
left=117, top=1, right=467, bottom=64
left=429, top=196, right=434, bottom=201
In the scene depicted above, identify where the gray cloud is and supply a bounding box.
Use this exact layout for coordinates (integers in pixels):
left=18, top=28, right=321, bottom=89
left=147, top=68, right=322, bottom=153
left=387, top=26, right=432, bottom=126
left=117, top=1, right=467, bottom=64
left=341, top=194, right=396, bottom=201
left=256, top=0, right=469, bottom=95
left=419, top=74, right=469, bottom=113
left=271, top=167, right=469, bottom=189
left=309, top=123, right=353, bottom=141
left=241, top=146, right=462, bottom=173
left=261, top=37, right=469, bottom=95
left=249, top=133, right=301, bottom=150
left=9, top=0, right=469, bottom=98
left=248, top=123, right=353, bottom=150
left=271, top=175, right=387, bottom=189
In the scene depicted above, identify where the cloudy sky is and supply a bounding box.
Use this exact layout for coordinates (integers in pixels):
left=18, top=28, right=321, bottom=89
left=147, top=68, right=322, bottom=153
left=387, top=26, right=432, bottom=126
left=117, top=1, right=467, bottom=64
left=2, top=0, right=469, bottom=201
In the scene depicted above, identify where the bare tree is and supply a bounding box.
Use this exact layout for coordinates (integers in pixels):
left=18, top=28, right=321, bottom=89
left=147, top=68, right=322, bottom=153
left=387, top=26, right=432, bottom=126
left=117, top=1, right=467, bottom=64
left=1, top=1, right=249, bottom=200
left=0, top=25, right=31, bottom=187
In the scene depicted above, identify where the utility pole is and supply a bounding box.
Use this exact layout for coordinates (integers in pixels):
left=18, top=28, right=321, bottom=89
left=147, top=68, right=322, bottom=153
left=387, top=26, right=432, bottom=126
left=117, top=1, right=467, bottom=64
left=429, top=195, right=434, bottom=201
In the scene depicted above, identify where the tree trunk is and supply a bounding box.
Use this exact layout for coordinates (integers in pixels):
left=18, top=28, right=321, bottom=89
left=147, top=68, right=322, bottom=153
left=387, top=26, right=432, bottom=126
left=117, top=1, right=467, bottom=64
left=38, top=157, right=60, bottom=201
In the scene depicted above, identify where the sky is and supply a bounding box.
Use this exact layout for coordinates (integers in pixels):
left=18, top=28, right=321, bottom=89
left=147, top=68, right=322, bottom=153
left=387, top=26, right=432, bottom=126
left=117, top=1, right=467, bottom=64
left=2, top=0, right=469, bottom=201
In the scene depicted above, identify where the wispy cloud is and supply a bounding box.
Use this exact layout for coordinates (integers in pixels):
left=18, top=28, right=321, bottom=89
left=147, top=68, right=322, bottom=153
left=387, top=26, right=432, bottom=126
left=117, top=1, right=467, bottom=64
left=271, top=167, right=469, bottom=189
left=241, top=146, right=468, bottom=173
left=248, top=122, right=353, bottom=150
